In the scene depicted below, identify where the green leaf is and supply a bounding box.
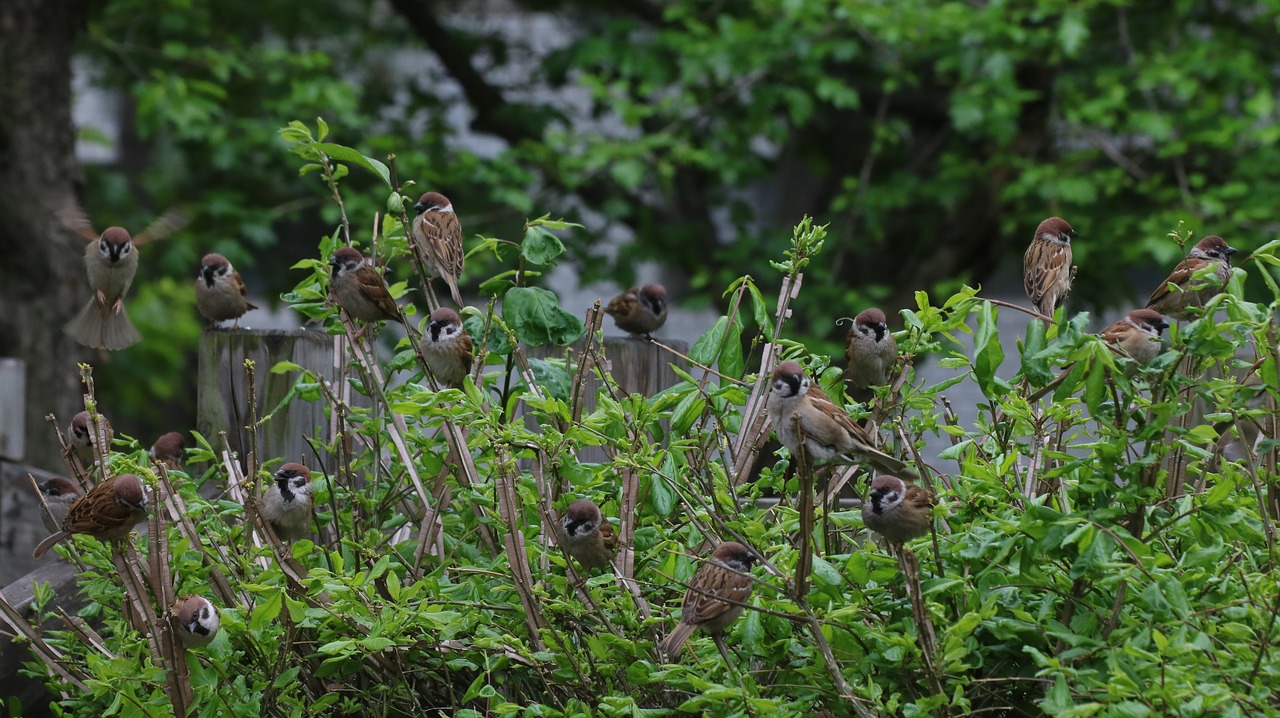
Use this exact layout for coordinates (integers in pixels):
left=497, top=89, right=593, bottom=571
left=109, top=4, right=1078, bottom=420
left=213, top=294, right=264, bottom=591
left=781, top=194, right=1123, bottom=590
left=521, top=226, right=566, bottom=265
left=973, top=301, right=1006, bottom=398
left=502, top=286, right=585, bottom=347
left=271, top=360, right=303, bottom=375
left=313, top=143, right=391, bottom=187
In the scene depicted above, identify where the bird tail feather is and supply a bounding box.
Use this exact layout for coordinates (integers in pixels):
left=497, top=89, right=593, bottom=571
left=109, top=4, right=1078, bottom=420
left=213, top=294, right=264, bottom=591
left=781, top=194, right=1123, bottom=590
left=657, top=622, right=696, bottom=658
left=64, top=298, right=141, bottom=350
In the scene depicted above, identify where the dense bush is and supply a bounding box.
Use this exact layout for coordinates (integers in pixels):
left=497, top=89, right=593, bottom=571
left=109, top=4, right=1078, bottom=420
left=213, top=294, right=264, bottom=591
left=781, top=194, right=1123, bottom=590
left=11, top=129, right=1280, bottom=717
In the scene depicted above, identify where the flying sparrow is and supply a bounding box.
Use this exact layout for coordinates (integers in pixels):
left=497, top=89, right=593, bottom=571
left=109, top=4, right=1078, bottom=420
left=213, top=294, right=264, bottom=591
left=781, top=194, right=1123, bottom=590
left=1146, top=235, right=1238, bottom=320
left=195, top=253, right=257, bottom=326
left=1022, top=217, right=1077, bottom=318
left=330, top=246, right=402, bottom=325
left=843, top=307, right=898, bottom=402
left=262, top=463, right=314, bottom=541
left=604, top=283, right=668, bottom=338
left=33, top=473, right=150, bottom=558
left=1100, top=309, right=1169, bottom=365
left=35, top=477, right=83, bottom=534
left=64, top=226, right=142, bottom=350
left=419, top=307, right=473, bottom=388
left=765, top=361, right=909, bottom=474
left=862, top=474, right=936, bottom=546
left=150, top=432, right=186, bottom=470
left=559, top=499, right=617, bottom=570
left=657, top=541, right=759, bottom=657
left=172, top=595, right=221, bottom=647
left=410, top=191, right=465, bottom=306
left=67, top=410, right=113, bottom=467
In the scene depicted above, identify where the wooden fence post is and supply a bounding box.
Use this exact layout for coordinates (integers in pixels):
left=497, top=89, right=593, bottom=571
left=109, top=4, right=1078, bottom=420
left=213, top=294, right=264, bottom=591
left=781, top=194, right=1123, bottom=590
left=0, top=358, right=24, bottom=461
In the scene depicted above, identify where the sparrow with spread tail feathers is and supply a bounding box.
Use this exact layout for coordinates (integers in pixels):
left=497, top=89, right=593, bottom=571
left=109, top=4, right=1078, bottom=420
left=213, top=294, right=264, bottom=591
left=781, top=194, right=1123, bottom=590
left=657, top=541, right=759, bottom=657
left=862, top=474, right=936, bottom=546
left=410, top=192, right=465, bottom=306
left=1146, top=235, right=1238, bottom=320
left=1023, top=217, right=1077, bottom=318
left=33, top=473, right=150, bottom=558
left=64, top=227, right=142, bottom=350
left=419, top=307, right=473, bottom=388
left=766, top=361, right=909, bottom=474
left=67, top=411, right=113, bottom=467
left=559, top=499, right=617, bottom=570
left=331, top=246, right=402, bottom=324
left=172, top=595, right=221, bottom=647
left=150, top=432, right=186, bottom=470
left=604, top=283, right=668, bottom=338
left=843, top=308, right=898, bottom=402
left=196, top=253, right=256, bottom=326
left=36, top=477, right=83, bottom=534
left=1101, top=309, right=1169, bottom=365
left=263, top=463, right=314, bottom=541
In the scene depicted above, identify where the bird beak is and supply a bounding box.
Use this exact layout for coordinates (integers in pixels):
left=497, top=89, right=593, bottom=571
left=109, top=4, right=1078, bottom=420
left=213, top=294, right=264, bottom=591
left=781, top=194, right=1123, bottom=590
left=201, top=265, right=214, bottom=281
left=1226, top=246, right=1239, bottom=256
left=412, top=202, right=427, bottom=214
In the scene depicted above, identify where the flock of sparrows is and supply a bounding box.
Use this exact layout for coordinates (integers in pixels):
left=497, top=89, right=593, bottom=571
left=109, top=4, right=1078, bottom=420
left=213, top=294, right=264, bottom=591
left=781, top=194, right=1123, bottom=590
left=38, top=209, right=1242, bottom=658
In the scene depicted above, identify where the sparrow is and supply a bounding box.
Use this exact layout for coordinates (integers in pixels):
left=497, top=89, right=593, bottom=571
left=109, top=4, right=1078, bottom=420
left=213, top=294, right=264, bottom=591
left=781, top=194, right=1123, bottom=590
left=64, top=226, right=142, bottom=350
left=1022, top=217, right=1077, bottom=318
left=172, top=595, right=221, bottom=647
left=765, top=361, right=909, bottom=474
left=67, top=410, right=113, bottom=467
left=604, top=283, right=668, bottom=338
left=843, top=307, right=898, bottom=402
left=36, top=477, right=83, bottom=534
left=150, top=431, right=186, bottom=470
left=33, top=473, right=150, bottom=558
left=559, top=499, right=617, bottom=570
left=410, top=191, right=465, bottom=306
left=1145, top=235, right=1238, bottom=320
left=1100, top=309, right=1169, bottom=365
left=657, top=541, right=759, bottom=657
left=861, top=474, right=936, bottom=546
left=262, top=463, right=314, bottom=541
left=419, top=307, right=473, bottom=388
left=195, top=253, right=257, bottom=326
left=330, top=246, right=402, bottom=324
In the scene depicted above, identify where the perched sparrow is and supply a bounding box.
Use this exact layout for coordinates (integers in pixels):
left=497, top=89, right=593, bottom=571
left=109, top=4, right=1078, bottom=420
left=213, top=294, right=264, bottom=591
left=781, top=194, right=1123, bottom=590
left=67, top=410, right=113, bottom=466
left=765, top=361, right=909, bottom=474
left=843, top=307, right=898, bottom=402
left=172, top=595, right=221, bottom=647
left=33, top=473, right=150, bottom=558
left=559, top=499, right=617, bottom=570
left=418, top=307, right=473, bottom=388
left=195, top=253, right=256, bottom=326
left=150, top=431, right=186, bottom=470
left=862, top=474, right=936, bottom=546
left=1146, top=235, right=1238, bottom=320
left=1100, top=309, right=1169, bottom=365
left=36, top=477, right=83, bottom=534
left=1022, top=217, right=1077, bottom=318
left=604, top=284, right=668, bottom=338
left=657, top=541, right=759, bottom=657
left=410, top=192, right=465, bottom=306
left=331, top=246, right=402, bottom=325
left=262, top=463, right=314, bottom=541
left=64, top=227, right=142, bottom=350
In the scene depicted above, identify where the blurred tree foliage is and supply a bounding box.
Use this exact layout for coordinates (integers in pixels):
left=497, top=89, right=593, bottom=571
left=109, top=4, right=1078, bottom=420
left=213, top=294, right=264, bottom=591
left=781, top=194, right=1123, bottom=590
left=78, top=0, right=1280, bottom=429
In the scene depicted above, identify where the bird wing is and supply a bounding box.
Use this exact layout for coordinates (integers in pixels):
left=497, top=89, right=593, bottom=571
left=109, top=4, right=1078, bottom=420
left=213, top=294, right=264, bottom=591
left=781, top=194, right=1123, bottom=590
left=1023, top=242, right=1070, bottom=310
left=355, top=266, right=400, bottom=319
left=133, top=209, right=188, bottom=246
left=904, top=484, right=936, bottom=510
left=417, top=210, right=465, bottom=278
left=1146, top=257, right=1204, bottom=307
left=682, top=564, right=750, bottom=625
left=604, top=288, right=638, bottom=318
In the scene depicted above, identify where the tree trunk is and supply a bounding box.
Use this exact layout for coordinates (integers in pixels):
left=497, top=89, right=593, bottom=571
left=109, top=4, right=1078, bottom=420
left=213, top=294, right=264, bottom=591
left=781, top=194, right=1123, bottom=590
left=0, top=0, right=90, bottom=470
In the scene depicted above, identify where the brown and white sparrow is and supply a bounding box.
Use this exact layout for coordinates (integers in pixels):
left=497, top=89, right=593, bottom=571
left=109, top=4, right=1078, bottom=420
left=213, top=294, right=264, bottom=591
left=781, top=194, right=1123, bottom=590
left=1023, top=217, right=1077, bottom=318
left=36, top=477, right=83, bottom=534
left=262, top=463, right=314, bottom=541
left=1146, top=235, right=1238, bottom=320
left=862, top=474, right=936, bottom=546
left=559, top=499, right=617, bottom=570
left=67, top=410, right=113, bottom=467
left=657, top=541, right=759, bottom=657
left=33, top=473, right=150, bottom=558
left=64, top=227, right=142, bottom=350
left=604, top=283, right=668, bottom=338
left=410, top=192, right=465, bottom=306
left=150, top=431, right=186, bottom=470
left=172, top=595, right=221, bottom=647
left=196, top=253, right=257, bottom=326
left=331, top=246, right=402, bottom=325
left=419, top=307, right=473, bottom=388
left=1100, top=309, right=1169, bottom=365
left=843, top=307, right=898, bottom=402
left=766, top=361, right=909, bottom=474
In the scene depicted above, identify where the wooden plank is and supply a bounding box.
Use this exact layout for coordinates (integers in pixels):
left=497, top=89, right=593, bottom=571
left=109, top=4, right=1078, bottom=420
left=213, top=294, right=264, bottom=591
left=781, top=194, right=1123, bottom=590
left=0, top=358, right=25, bottom=461
left=0, top=549, right=84, bottom=718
